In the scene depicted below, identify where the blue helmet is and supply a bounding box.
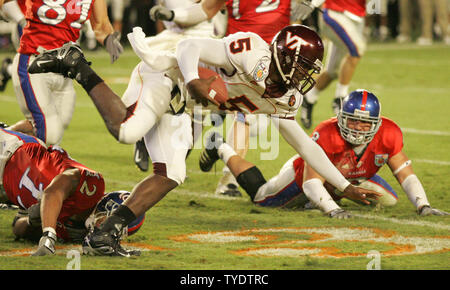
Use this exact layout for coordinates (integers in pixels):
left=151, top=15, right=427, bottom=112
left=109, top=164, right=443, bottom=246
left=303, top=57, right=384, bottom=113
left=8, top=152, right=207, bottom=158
left=337, top=89, right=382, bottom=145
left=86, top=191, right=145, bottom=237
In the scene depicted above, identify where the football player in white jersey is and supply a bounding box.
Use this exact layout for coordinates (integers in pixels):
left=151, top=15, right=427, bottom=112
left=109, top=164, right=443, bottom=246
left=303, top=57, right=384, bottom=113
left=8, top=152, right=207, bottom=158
left=27, top=25, right=381, bottom=256
left=131, top=0, right=227, bottom=172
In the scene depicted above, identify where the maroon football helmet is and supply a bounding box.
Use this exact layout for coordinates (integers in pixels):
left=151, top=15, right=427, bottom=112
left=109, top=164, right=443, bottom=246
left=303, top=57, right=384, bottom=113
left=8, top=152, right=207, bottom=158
left=271, top=25, right=324, bottom=95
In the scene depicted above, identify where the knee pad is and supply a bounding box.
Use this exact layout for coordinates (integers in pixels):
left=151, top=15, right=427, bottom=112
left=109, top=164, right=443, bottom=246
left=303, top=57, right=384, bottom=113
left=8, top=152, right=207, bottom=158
left=236, top=166, right=266, bottom=201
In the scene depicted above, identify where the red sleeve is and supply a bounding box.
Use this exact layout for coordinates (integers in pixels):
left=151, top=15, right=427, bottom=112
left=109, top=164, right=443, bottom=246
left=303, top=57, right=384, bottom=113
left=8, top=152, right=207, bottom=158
left=379, top=117, right=404, bottom=157
left=311, top=118, right=346, bottom=158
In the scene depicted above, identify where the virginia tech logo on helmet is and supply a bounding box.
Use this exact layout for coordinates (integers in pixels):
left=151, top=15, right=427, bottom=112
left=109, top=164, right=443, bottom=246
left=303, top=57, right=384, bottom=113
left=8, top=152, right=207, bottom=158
left=286, top=31, right=311, bottom=51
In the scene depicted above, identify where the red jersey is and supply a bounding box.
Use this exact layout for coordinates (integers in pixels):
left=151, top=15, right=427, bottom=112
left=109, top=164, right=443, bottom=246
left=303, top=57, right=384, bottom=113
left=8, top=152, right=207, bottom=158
left=293, top=117, right=403, bottom=186
left=226, top=0, right=291, bottom=44
left=324, top=0, right=366, bottom=17
left=18, top=0, right=27, bottom=14
left=19, top=0, right=95, bottom=55
left=3, top=142, right=105, bottom=241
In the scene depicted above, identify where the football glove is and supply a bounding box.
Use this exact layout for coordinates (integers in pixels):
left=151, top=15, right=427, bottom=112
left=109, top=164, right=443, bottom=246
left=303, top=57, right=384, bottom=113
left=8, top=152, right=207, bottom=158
left=418, top=205, right=450, bottom=216
left=328, top=208, right=352, bottom=219
left=32, top=229, right=57, bottom=256
left=149, top=5, right=174, bottom=22
left=27, top=202, right=41, bottom=227
left=297, top=0, right=316, bottom=21
left=104, top=32, right=123, bottom=64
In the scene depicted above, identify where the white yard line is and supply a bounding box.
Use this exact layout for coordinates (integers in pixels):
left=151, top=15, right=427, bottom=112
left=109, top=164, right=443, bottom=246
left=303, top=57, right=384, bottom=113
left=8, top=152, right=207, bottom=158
left=402, top=127, right=450, bottom=137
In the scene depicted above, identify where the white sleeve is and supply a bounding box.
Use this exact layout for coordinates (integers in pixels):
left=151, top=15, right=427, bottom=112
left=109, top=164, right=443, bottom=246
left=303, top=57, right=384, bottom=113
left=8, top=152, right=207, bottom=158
left=2, top=1, right=25, bottom=23
left=302, top=178, right=341, bottom=213
left=173, top=3, right=209, bottom=26
left=273, top=117, right=351, bottom=192
left=176, top=38, right=234, bottom=84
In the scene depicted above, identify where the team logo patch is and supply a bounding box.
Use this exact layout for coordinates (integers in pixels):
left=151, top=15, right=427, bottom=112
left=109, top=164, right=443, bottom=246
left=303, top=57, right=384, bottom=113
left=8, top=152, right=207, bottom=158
left=288, top=95, right=296, bottom=107
left=374, top=154, right=389, bottom=167
left=252, top=61, right=269, bottom=82
left=311, top=131, right=320, bottom=142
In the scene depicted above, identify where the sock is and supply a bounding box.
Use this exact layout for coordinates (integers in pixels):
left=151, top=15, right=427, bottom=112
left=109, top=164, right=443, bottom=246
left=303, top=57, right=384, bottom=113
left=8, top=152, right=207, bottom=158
left=99, top=205, right=137, bottom=234
left=335, top=83, right=349, bottom=98
left=74, top=61, right=104, bottom=93
left=305, top=86, right=319, bottom=104
left=218, top=142, right=237, bottom=165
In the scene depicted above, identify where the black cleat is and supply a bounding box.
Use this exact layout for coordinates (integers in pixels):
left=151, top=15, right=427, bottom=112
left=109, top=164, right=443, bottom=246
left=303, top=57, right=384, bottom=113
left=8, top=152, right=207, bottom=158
left=82, top=227, right=140, bottom=257
left=28, top=42, right=90, bottom=80
left=218, top=183, right=242, bottom=197
left=199, top=132, right=223, bottom=172
left=134, top=138, right=149, bottom=172
left=0, top=122, right=9, bottom=129
left=300, top=100, right=314, bottom=129
left=331, top=97, right=342, bottom=116
left=0, top=58, right=12, bottom=92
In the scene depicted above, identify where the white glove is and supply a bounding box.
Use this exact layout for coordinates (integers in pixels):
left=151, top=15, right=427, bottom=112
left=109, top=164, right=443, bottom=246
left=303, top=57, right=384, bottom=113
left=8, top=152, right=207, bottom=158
left=104, top=32, right=124, bottom=64
left=127, top=27, right=177, bottom=71
left=418, top=205, right=450, bottom=216
left=328, top=208, right=352, bottom=219
left=297, top=0, right=316, bottom=21
left=149, top=5, right=174, bottom=22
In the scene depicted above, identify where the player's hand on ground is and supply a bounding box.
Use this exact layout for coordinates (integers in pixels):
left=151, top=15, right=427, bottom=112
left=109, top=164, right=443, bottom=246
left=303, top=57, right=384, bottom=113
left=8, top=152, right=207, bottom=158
left=32, top=230, right=57, bottom=256
left=343, top=184, right=381, bottom=205
left=186, top=76, right=220, bottom=107
left=149, top=5, right=174, bottom=22
left=328, top=208, right=352, bottom=219
left=418, top=205, right=450, bottom=216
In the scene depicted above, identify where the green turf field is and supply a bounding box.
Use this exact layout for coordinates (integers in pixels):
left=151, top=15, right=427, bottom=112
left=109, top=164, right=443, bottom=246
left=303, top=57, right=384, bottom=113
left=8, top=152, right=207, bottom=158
left=0, top=42, right=449, bottom=270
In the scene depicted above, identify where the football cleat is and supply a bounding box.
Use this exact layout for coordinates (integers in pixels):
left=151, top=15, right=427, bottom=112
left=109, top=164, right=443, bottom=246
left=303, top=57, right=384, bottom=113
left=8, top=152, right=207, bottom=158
left=216, top=183, right=242, bottom=197
left=28, top=42, right=90, bottom=80
left=134, top=138, right=149, bottom=172
left=300, top=99, right=314, bottom=129
left=199, top=132, right=223, bottom=172
left=82, top=227, right=140, bottom=257
left=0, top=122, right=9, bottom=129
left=215, top=172, right=242, bottom=197
left=0, top=57, right=12, bottom=92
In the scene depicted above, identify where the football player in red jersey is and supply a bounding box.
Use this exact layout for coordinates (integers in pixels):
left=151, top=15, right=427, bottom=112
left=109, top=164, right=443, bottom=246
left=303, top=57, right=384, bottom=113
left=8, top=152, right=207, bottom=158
left=0, top=128, right=144, bottom=256
left=198, top=90, right=449, bottom=218
left=8, top=0, right=122, bottom=146
left=296, top=0, right=368, bottom=129
left=27, top=26, right=382, bottom=256
left=150, top=0, right=293, bottom=197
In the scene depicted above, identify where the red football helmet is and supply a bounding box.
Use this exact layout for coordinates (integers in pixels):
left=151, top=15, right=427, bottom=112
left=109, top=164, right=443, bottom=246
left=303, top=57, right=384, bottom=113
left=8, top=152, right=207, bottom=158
left=271, top=25, right=324, bottom=95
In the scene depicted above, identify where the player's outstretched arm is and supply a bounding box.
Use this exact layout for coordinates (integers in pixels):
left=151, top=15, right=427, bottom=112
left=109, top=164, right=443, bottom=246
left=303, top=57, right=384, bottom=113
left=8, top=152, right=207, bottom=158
left=32, top=169, right=81, bottom=256
left=389, top=151, right=449, bottom=216
left=274, top=117, right=381, bottom=204
left=177, top=37, right=233, bottom=105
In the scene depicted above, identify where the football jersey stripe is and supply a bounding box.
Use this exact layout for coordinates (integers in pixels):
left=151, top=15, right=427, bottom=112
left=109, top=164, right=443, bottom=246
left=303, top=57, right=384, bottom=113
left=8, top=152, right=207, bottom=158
left=0, top=128, right=40, bottom=144
left=322, top=9, right=360, bottom=57
left=18, top=54, right=47, bottom=143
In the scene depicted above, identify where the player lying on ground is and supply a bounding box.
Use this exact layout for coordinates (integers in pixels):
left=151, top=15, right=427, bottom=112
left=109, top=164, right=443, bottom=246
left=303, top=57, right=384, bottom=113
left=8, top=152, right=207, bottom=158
left=27, top=25, right=381, bottom=256
left=0, top=127, right=144, bottom=256
left=198, top=90, right=449, bottom=218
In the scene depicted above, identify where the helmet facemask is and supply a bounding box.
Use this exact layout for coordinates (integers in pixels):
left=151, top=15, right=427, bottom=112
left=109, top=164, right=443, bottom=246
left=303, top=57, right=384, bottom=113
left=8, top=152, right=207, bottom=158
left=338, top=109, right=382, bottom=145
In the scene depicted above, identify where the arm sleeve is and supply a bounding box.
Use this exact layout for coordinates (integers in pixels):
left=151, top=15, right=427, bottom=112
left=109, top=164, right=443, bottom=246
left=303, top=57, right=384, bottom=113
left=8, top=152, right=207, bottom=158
left=176, top=38, right=234, bottom=84
left=273, top=117, right=350, bottom=192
